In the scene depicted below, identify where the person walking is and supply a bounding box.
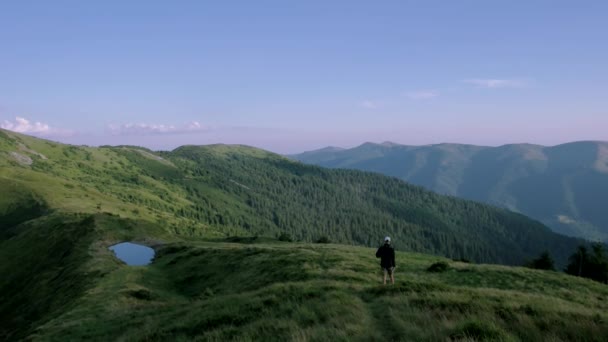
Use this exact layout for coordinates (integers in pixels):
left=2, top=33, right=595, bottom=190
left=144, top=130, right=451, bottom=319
left=376, top=236, right=396, bottom=285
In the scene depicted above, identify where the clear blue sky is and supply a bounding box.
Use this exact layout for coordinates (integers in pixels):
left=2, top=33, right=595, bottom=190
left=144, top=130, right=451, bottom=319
left=1, top=1, right=607, bottom=153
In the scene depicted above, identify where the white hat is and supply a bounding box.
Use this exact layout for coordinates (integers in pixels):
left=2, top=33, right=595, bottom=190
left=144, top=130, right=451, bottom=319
left=384, top=236, right=391, bottom=242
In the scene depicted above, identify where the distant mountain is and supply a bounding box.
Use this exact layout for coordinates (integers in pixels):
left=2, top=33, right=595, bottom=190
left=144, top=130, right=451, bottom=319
left=291, top=141, right=608, bottom=241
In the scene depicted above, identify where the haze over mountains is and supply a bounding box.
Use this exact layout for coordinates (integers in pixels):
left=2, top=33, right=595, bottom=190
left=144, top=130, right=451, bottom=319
left=292, top=141, right=608, bottom=242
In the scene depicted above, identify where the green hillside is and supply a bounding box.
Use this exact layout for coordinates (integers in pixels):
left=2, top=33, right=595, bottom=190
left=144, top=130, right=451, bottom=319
left=0, top=129, right=583, bottom=266
left=1, top=130, right=606, bottom=340
left=2, top=214, right=608, bottom=341
left=292, top=141, right=608, bottom=241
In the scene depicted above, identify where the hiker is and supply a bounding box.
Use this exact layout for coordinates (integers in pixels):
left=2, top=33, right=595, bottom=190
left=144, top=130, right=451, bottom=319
left=376, top=236, right=396, bottom=285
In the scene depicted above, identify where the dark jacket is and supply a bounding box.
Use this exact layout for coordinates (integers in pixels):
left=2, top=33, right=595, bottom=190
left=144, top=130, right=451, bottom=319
left=375, top=244, right=396, bottom=268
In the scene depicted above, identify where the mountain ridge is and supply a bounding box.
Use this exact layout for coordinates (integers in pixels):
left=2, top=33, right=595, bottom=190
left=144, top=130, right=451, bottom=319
left=0, top=129, right=585, bottom=266
left=2, top=129, right=607, bottom=340
left=291, top=140, right=608, bottom=241
left=295, top=140, right=608, bottom=156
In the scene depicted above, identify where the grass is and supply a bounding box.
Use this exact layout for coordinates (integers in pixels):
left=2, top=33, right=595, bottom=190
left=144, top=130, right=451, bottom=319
left=0, top=214, right=97, bottom=340
left=5, top=217, right=604, bottom=341
left=0, top=177, right=47, bottom=228
left=0, top=129, right=224, bottom=237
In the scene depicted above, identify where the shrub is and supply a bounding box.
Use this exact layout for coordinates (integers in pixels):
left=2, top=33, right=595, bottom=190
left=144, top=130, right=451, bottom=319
left=277, top=233, right=293, bottom=242
left=525, top=251, right=555, bottom=271
left=427, top=261, right=449, bottom=273
left=127, top=289, right=152, bottom=300
left=316, top=236, right=330, bottom=244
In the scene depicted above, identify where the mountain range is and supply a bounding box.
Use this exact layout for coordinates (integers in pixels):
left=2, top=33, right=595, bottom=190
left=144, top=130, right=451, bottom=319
left=291, top=141, right=608, bottom=241
left=0, top=129, right=584, bottom=266
left=1, top=129, right=605, bottom=340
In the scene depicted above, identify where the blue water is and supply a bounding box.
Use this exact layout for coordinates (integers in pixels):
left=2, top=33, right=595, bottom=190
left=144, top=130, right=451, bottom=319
left=109, top=242, right=155, bottom=266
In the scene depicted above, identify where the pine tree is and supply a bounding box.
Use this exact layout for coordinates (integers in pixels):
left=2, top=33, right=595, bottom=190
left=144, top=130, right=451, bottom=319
left=566, top=246, right=588, bottom=277
left=566, top=244, right=608, bottom=283
left=527, top=251, right=555, bottom=271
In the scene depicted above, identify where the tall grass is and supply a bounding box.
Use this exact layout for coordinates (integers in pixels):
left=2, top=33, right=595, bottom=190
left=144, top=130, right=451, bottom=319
left=19, top=225, right=608, bottom=341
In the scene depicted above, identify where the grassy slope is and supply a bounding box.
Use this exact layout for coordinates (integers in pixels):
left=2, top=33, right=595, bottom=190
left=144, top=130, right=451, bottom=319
left=0, top=213, right=176, bottom=340
left=0, top=214, right=95, bottom=340
left=26, top=233, right=608, bottom=341
left=0, top=178, right=47, bottom=228
left=0, top=130, right=221, bottom=235
left=1, top=131, right=607, bottom=340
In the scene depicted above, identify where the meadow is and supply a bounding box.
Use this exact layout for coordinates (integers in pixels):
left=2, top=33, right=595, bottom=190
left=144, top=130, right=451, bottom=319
left=1, top=214, right=604, bottom=341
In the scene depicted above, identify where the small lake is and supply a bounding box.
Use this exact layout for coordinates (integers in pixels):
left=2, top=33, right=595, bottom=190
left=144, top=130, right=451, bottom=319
left=109, top=242, right=155, bottom=266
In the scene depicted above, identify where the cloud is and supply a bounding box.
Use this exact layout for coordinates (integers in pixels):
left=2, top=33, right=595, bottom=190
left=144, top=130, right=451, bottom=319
left=108, top=121, right=209, bottom=136
left=1, top=116, right=50, bottom=133
left=361, top=100, right=380, bottom=109
left=463, top=79, right=527, bottom=88
left=1, top=116, right=73, bottom=136
left=405, top=90, right=439, bottom=100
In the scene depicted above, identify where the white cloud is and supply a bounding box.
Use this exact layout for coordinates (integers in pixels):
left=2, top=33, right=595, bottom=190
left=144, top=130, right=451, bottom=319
left=405, top=90, right=439, bottom=100
left=1, top=116, right=50, bottom=134
left=108, top=121, right=209, bottom=136
left=0, top=116, right=73, bottom=137
left=463, top=79, right=527, bottom=88
left=361, top=100, right=379, bottom=109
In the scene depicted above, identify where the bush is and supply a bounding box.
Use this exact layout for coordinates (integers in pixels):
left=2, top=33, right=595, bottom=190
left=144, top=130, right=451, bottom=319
left=277, top=233, right=293, bottom=242
left=127, top=289, right=152, bottom=300
left=525, top=251, right=555, bottom=271
left=427, top=261, right=449, bottom=273
left=316, top=236, right=330, bottom=244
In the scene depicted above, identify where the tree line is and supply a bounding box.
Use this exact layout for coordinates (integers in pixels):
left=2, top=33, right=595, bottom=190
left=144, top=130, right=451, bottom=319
left=526, top=243, right=608, bottom=283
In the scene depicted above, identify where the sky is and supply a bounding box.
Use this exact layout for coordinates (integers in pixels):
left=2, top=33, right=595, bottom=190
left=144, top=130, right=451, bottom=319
left=1, top=1, right=607, bottom=153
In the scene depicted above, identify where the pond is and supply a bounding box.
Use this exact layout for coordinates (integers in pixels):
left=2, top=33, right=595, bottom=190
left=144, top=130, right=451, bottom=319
left=109, top=242, right=155, bottom=266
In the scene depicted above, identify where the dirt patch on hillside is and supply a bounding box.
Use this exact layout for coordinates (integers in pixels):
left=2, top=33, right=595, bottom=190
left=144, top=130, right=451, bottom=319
left=18, top=143, right=48, bottom=160
left=10, top=152, right=33, bottom=166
